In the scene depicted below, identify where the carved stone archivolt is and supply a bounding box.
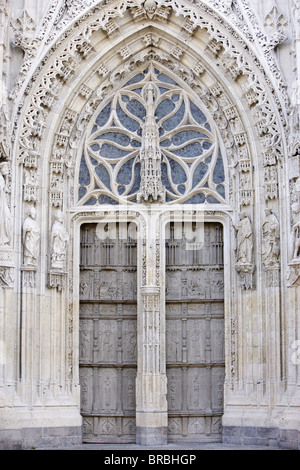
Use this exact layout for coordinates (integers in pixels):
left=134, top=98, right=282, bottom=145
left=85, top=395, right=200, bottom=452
left=14, top=0, right=287, bottom=214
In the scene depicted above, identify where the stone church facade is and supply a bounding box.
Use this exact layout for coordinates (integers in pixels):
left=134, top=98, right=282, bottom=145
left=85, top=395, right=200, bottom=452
left=0, top=0, right=300, bottom=449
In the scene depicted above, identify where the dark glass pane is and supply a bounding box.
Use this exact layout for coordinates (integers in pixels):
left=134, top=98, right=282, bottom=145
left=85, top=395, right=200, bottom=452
left=178, top=184, right=185, bottom=194
left=79, top=154, right=90, bottom=186
left=84, top=197, right=97, bottom=205
left=184, top=193, right=205, bottom=204
left=162, top=102, right=185, bottom=131
left=96, top=132, right=131, bottom=147
left=213, top=151, right=225, bottom=184
left=99, top=143, right=131, bottom=158
left=125, top=73, right=145, bottom=86
left=190, top=101, right=207, bottom=125
left=172, top=142, right=203, bottom=158
left=95, top=102, right=111, bottom=127
left=167, top=157, right=187, bottom=184
left=116, top=158, right=135, bottom=185
left=192, top=162, right=208, bottom=187
left=116, top=102, right=140, bottom=132
left=171, top=130, right=207, bottom=146
left=155, top=99, right=175, bottom=121
left=126, top=99, right=146, bottom=120
left=95, top=164, right=111, bottom=190
left=98, top=195, right=119, bottom=205
left=217, top=184, right=225, bottom=198
left=157, top=73, right=178, bottom=85
left=206, top=195, right=220, bottom=204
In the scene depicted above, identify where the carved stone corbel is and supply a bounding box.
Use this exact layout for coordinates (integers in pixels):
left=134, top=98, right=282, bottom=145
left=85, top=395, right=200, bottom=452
left=235, top=263, right=255, bottom=290
left=48, top=271, right=67, bottom=292
left=21, top=266, right=36, bottom=288
left=287, top=261, right=300, bottom=287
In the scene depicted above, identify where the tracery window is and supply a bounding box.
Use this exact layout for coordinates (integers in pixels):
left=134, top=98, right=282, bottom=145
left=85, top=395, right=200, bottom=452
left=78, top=64, right=226, bottom=205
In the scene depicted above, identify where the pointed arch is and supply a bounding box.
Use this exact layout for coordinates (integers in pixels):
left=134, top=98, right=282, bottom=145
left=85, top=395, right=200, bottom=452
left=14, top=0, right=288, bottom=217
left=7, top=0, right=296, bottom=448
left=12, top=0, right=291, bottom=398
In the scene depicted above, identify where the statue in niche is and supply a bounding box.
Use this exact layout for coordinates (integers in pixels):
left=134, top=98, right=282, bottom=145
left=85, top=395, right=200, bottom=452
left=293, top=220, right=300, bottom=259
left=236, top=212, right=253, bottom=265
left=23, top=206, right=40, bottom=266
left=0, top=162, right=11, bottom=247
left=291, top=177, right=300, bottom=260
left=50, top=210, right=69, bottom=270
left=262, top=209, right=280, bottom=267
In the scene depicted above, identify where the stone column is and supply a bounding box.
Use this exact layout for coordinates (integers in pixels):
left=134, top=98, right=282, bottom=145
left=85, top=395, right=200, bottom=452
left=135, top=209, right=168, bottom=445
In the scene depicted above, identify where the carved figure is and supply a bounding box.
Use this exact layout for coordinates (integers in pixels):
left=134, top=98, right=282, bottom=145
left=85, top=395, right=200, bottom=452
left=23, top=206, right=40, bottom=266
left=262, top=209, right=280, bottom=266
left=293, top=220, right=300, bottom=259
left=50, top=210, right=69, bottom=270
left=236, top=212, right=253, bottom=264
left=144, top=0, right=157, bottom=17
left=291, top=177, right=300, bottom=259
left=0, top=162, right=11, bottom=246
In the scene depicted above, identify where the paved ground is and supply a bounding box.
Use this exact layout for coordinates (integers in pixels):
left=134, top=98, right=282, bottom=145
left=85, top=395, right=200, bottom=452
left=50, top=442, right=282, bottom=451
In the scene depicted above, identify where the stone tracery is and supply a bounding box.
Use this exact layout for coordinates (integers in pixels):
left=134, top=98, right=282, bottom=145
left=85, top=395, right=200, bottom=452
left=79, top=63, right=226, bottom=205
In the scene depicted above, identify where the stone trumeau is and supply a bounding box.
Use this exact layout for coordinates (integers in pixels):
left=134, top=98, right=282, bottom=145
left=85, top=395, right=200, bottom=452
left=0, top=0, right=300, bottom=449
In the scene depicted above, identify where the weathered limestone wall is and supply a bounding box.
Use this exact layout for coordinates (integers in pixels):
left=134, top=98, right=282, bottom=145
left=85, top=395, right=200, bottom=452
left=0, top=0, right=299, bottom=449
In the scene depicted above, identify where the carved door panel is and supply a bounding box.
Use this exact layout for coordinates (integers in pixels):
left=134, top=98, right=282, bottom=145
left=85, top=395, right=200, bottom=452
left=79, top=223, right=137, bottom=443
left=165, top=222, right=225, bottom=442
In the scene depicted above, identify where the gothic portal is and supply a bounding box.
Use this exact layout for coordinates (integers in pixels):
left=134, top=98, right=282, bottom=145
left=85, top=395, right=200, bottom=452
left=0, top=0, right=300, bottom=449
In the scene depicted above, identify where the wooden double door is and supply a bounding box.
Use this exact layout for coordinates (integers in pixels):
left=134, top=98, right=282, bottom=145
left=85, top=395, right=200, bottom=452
left=79, top=222, right=224, bottom=443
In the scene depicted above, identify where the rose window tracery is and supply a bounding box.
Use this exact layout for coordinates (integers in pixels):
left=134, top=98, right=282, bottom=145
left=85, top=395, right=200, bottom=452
left=78, top=65, right=226, bottom=205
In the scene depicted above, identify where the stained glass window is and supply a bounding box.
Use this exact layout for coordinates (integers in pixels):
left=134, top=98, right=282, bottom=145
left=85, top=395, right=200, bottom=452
left=78, top=64, right=227, bottom=205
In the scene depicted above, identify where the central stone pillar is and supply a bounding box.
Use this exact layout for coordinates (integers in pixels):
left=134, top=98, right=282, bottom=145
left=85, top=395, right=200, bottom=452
left=136, top=209, right=168, bottom=445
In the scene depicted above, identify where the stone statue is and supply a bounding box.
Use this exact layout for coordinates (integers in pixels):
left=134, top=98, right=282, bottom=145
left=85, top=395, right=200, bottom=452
left=293, top=220, right=300, bottom=259
left=23, top=206, right=40, bottom=266
left=291, top=177, right=300, bottom=259
left=262, top=209, right=280, bottom=267
left=50, top=210, right=69, bottom=270
left=0, top=162, right=11, bottom=247
left=236, top=212, right=253, bottom=265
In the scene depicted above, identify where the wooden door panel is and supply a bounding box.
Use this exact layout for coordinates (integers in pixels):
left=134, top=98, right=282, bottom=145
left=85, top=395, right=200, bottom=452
left=79, top=223, right=137, bottom=443
left=166, top=222, right=225, bottom=443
